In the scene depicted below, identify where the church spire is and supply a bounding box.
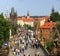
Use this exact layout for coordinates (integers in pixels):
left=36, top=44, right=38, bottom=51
left=11, top=7, right=14, bottom=13
left=52, top=6, right=54, bottom=13
left=27, top=11, right=30, bottom=18
left=27, top=11, right=29, bottom=16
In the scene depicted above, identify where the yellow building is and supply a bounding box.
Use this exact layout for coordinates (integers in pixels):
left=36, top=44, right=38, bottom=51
left=17, top=17, right=24, bottom=26
left=17, top=16, right=35, bottom=27
left=17, top=16, right=50, bottom=28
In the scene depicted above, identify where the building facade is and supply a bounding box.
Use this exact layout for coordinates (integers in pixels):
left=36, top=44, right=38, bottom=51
left=17, top=16, right=50, bottom=27
left=39, top=21, right=56, bottom=46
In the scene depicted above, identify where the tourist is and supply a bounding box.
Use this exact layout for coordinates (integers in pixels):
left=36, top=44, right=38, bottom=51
left=17, top=49, right=20, bottom=55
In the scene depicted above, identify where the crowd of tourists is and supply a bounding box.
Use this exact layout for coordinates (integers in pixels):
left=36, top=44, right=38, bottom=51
left=10, top=36, right=40, bottom=56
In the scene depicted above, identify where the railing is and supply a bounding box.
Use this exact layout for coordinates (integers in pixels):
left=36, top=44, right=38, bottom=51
left=39, top=42, right=49, bottom=56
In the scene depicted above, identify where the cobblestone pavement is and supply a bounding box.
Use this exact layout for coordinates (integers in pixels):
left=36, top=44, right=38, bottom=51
left=9, top=47, right=46, bottom=56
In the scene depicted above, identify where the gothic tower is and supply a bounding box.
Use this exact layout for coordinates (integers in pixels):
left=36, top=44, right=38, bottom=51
left=10, top=7, right=17, bottom=26
left=10, top=7, right=17, bottom=35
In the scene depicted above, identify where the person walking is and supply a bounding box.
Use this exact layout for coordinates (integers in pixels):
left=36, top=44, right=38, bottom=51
left=17, top=49, right=20, bottom=55
left=16, top=48, right=18, bottom=55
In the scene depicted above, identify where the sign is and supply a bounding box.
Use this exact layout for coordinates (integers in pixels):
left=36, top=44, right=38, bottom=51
left=4, top=42, right=8, bottom=46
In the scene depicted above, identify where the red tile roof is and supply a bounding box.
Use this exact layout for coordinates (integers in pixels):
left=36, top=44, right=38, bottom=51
left=22, top=16, right=35, bottom=22
left=39, top=21, right=56, bottom=29
left=45, top=16, right=50, bottom=20
left=16, top=16, right=50, bottom=22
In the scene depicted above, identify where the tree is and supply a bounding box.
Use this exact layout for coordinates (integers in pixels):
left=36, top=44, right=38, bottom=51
left=46, top=41, right=52, bottom=52
left=50, top=8, right=60, bottom=22
left=55, top=19, right=60, bottom=33
left=23, top=24, right=32, bottom=30
left=50, top=8, right=60, bottom=34
left=52, top=32, right=57, bottom=39
left=0, top=13, right=11, bottom=48
left=0, top=13, right=4, bottom=19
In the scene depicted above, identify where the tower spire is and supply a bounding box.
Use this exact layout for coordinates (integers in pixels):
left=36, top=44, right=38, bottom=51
left=27, top=11, right=29, bottom=16
left=52, top=5, right=54, bottom=13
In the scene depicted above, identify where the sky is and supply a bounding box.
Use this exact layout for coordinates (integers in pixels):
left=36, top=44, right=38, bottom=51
left=0, top=0, right=60, bottom=16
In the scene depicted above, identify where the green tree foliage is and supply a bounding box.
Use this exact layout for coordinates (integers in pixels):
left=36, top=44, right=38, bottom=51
left=46, top=41, right=52, bottom=52
left=50, top=8, right=60, bottom=22
left=27, top=25, right=31, bottom=29
left=0, top=13, right=4, bottom=19
left=56, top=21, right=60, bottom=33
left=0, top=13, right=11, bottom=47
left=50, top=8, right=60, bottom=34
left=23, top=24, right=32, bottom=30
left=57, top=24, right=60, bottom=33
left=52, top=32, right=58, bottom=39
